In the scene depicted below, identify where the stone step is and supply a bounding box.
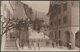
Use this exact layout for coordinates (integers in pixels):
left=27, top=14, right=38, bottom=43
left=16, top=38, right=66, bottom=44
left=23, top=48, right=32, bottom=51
left=6, top=41, right=15, bottom=42
left=5, top=45, right=17, bottom=48
left=6, top=42, right=16, bottom=44
left=5, top=43, right=16, bottom=46
left=5, top=45, right=17, bottom=47
left=4, top=39, right=18, bottom=51
left=6, top=40, right=15, bottom=43
left=4, top=49, right=18, bottom=51
left=5, top=43, right=16, bottom=47
left=6, top=39, right=16, bottom=41
left=5, top=43, right=16, bottom=45
left=4, top=47, right=17, bottom=49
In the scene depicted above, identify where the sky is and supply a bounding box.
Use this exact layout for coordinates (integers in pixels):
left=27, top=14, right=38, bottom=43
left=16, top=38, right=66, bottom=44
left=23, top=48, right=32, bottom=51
left=21, top=1, right=50, bottom=13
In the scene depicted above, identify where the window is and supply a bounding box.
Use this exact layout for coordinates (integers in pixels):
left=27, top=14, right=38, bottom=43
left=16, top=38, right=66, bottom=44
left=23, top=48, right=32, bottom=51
left=50, top=21, right=53, bottom=26
left=16, top=1, right=18, bottom=4
left=63, top=16, right=67, bottom=24
left=71, top=2, right=74, bottom=6
left=55, top=31, right=57, bottom=39
left=54, top=21, right=57, bottom=26
left=50, top=15, right=53, bottom=20
left=58, top=19, right=61, bottom=25
left=76, top=34, right=78, bottom=39
left=49, top=32, right=53, bottom=40
left=59, top=31, right=61, bottom=39
left=58, top=6, right=61, bottom=14
left=52, top=11, right=56, bottom=17
left=63, top=3, right=67, bottom=11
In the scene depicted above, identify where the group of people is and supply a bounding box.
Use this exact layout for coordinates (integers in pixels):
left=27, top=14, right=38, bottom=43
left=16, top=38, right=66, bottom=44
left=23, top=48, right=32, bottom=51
left=28, top=24, right=50, bottom=50
left=17, top=24, right=49, bottom=50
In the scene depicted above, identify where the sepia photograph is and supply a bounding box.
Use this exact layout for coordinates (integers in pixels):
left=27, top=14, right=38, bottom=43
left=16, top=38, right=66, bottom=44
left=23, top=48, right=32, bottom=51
left=0, top=1, right=80, bottom=52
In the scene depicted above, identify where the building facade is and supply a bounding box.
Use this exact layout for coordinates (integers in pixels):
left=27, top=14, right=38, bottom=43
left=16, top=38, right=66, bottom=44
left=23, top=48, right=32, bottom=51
left=1, top=1, right=33, bottom=50
left=1, top=1, right=14, bottom=50
left=48, top=1, right=79, bottom=49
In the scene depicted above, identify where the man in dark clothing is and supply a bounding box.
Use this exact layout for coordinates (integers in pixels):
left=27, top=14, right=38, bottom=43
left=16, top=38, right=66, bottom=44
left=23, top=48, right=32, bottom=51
left=67, top=42, right=72, bottom=49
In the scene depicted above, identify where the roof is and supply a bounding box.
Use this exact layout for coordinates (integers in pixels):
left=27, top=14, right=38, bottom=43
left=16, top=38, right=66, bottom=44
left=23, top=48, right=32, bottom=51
left=47, top=1, right=67, bottom=16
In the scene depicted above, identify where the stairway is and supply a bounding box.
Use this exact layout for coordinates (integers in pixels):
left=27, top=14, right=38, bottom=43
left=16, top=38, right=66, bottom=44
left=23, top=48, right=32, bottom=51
left=4, top=39, right=18, bottom=51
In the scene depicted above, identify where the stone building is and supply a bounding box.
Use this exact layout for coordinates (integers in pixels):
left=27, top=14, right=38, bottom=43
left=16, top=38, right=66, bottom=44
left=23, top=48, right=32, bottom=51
left=47, top=1, right=79, bottom=49
left=1, top=1, right=33, bottom=51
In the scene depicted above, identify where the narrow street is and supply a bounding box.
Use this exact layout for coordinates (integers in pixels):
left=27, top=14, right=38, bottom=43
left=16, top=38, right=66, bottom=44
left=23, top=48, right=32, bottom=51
left=1, top=1, right=80, bottom=52
left=17, top=29, right=79, bottom=51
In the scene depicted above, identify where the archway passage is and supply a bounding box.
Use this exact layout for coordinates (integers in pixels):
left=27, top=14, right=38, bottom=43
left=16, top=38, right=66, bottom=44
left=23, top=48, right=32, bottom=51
left=65, top=30, right=71, bottom=49
left=75, top=30, right=80, bottom=48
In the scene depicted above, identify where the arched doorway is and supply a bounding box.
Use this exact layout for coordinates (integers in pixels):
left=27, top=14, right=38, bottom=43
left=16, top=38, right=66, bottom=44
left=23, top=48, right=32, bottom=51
left=65, top=31, right=70, bottom=43
left=65, top=30, right=71, bottom=49
left=58, top=31, right=62, bottom=46
left=75, top=30, right=80, bottom=48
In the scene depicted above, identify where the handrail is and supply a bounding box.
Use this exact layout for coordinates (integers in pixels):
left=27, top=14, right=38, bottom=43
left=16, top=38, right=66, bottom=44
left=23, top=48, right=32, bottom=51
left=16, top=38, right=20, bottom=51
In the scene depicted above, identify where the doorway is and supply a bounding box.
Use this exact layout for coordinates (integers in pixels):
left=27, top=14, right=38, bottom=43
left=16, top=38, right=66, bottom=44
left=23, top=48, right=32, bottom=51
left=65, top=31, right=71, bottom=49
